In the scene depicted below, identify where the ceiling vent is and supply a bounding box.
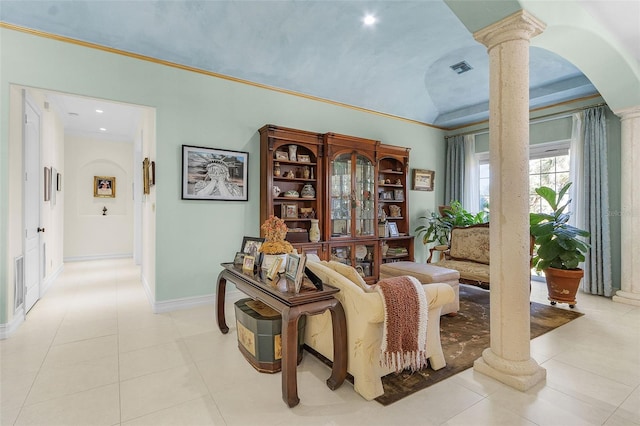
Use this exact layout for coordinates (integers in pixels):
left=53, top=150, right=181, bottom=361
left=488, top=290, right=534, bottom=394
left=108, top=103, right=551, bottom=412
left=450, top=61, right=473, bottom=74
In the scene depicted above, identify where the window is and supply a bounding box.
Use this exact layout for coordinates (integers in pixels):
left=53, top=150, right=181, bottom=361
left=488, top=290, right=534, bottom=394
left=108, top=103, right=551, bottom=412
left=475, top=140, right=571, bottom=214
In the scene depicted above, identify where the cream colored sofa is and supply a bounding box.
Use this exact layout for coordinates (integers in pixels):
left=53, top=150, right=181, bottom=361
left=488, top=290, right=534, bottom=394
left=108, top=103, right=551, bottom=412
left=304, top=259, right=455, bottom=401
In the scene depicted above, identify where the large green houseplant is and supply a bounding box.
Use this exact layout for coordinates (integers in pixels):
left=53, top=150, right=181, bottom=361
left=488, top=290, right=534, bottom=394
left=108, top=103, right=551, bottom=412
left=529, top=182, right=590, bottom=308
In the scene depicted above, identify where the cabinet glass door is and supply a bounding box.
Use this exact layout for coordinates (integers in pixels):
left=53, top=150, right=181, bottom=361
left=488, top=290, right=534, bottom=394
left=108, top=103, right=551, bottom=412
left=330, top=153, right=351, bottom=237
left=355, top=155, right=375, bottom=237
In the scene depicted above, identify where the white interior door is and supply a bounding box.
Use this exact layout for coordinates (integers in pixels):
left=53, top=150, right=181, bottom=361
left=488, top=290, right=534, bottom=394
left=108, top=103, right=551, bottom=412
left=24, top=95, right=42, bottom=313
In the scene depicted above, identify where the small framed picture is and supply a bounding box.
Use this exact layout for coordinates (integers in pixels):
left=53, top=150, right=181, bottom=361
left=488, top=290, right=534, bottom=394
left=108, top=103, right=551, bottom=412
left=285, top=253, right=306, bottom=293
left=94, top=176, right=116, bottom=198
left=297, top=154, right=310, bottom=163
left=281, top=203, right=298, bottom=219
left=241, top=236, right=264, bottom=266
left=242, top=255, right=255, bottom=272
left=382, top=191, right=393, bottom=200
left=412, top=169, right=435, bottom=191
left=233, top=252, right=246, bottom=265
left=266, top=257, right=284, bottom=281
left=393, top=189, right=404, bottom=201
left=275, top=150, right=289, bottom=161
left=388, top=222, right=400, bottom=237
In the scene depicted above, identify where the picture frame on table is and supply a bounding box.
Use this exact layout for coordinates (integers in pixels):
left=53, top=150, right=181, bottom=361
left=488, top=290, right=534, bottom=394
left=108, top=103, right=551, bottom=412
left=266, top=257, right=284, bottom=281
left=240, top=236, right=264, bottom=267
left=388, top=222, right=400, bottom=237
left=242, top=255, right=255, bottom=272
left=285, top=253, right=307, bottom=293
left=233, top=252, right=246, bottom=266
left=412, top=169, right=435, bottom=191
left=181, top=144, right=248, bottom=201
left=297, top=154, right=310, bottom=163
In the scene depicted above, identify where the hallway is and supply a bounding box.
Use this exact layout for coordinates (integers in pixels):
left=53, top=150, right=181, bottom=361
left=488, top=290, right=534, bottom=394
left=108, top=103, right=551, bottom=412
left=1, top=259, right=638, bottom=425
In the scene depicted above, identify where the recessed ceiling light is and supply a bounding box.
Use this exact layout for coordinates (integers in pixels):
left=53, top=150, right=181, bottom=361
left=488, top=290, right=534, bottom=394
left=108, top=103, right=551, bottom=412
left=363, top=14, right=377, bottom=26
left=95, top=109, right=103, bottom=113
left=99, top=127, right=107, bottom=132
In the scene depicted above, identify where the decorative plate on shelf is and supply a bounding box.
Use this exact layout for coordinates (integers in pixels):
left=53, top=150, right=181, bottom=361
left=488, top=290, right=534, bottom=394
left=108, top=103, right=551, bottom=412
left=355, top=245, right=367, bottom=260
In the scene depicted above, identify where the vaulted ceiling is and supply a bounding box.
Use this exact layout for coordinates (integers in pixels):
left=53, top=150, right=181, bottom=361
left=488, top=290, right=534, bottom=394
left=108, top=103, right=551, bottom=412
left=1, top=0, right=637, bottom=136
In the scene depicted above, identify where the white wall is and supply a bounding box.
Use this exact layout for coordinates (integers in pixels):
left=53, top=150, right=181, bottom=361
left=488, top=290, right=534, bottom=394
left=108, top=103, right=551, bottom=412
left=64, top=135, right=134, bottom=259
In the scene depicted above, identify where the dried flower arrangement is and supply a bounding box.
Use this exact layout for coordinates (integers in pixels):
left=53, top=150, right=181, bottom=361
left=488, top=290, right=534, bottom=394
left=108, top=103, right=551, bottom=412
left=259, top=215, right=294, bottom=255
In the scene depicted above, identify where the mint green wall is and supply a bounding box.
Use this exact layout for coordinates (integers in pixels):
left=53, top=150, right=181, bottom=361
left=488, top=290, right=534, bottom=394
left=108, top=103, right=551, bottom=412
left=0, top=28, right=444, bottom=308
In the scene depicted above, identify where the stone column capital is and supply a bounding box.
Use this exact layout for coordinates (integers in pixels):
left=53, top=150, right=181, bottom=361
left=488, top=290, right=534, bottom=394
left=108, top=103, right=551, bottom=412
left=474, top=10, right=546, bottom=50
left=613, top=105, right=640, bottom=121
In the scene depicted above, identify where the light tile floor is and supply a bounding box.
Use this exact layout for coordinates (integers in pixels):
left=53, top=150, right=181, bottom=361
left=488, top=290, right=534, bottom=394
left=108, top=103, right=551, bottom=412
left=1, top=258, right=638, bottom=425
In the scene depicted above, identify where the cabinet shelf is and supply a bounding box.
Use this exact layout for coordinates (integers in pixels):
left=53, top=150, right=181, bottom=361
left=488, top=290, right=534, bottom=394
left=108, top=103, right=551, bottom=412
left=274, top=177, right=316, bottom=183
left=380, top=169, right=403, bottom=174
left=277, top=197, right=316, bottom=201
left=273, top=160, right=317, bottom=166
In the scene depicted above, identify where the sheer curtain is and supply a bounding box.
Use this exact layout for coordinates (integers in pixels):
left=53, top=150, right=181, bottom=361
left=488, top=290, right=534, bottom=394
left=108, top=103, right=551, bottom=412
left=444, top=135, right=465, bottom=205
left=463, top=134, right=479, bottom=212
left=582, top=106, right=613, bottom=296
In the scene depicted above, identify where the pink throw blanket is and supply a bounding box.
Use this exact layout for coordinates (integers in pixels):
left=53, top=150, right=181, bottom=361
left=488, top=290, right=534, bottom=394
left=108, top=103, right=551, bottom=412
left=376, top=276, right=429, bottom=372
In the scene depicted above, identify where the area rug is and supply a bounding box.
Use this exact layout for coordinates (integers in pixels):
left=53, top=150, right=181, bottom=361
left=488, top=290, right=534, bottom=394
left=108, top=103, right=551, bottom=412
left=373, top=284, right=584, bottom=405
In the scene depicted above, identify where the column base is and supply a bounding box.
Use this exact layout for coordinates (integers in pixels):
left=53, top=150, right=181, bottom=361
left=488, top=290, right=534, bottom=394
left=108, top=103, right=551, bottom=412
left=474, top=348, right=546, bottom=391
left=613, top=290, right=640, bottom=307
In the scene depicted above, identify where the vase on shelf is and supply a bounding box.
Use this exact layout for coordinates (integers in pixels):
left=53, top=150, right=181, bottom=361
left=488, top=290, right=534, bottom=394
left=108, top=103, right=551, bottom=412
left=274, top=162, right=281, bottom=177
left=288, top=145, right=297, bottom=162
left=301, top=184, right=315, bottom=198
left=309, top=219, right=320, bottom=242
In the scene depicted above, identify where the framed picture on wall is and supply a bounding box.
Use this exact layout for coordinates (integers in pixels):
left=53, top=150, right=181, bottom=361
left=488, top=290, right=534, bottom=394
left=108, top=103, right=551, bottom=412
left=181, top=145, right=248, bottom=201
left=94, top=176, right=116, bottom=198
left=412, top=169, right=435, bottom=191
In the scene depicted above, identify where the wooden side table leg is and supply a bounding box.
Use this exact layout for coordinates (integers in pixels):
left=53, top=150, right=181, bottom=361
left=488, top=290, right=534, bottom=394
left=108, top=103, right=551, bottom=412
left=281, top=306, right=300, bottom=407
left=216, top=271, right=229, bottom=334
left=326, top=300, right=347, bottom=390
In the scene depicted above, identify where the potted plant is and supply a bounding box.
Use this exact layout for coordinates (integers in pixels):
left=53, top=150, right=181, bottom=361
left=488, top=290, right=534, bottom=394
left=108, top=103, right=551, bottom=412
left=415, top=200, right=489, bottom=248
left=530, top=182, right=590, bottom=308
left=259, top=215, right=295, bottom=272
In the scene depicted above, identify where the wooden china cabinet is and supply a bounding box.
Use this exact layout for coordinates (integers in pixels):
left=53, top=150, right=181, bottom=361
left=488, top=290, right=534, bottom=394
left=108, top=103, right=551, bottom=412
left=324, top=132, right=379, bottom=283
left=259, top=124, right=413, bottom=283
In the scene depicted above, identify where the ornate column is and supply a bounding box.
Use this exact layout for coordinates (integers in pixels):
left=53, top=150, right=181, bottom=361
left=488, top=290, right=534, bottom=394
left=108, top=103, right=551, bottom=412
left=472, top=10, right=547, bottom=391
left=613, top=106, right=640, bottom=306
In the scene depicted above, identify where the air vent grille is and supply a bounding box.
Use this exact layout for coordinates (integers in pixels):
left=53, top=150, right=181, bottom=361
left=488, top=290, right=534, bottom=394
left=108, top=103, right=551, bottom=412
left=450, top=61, right=473, bottom=74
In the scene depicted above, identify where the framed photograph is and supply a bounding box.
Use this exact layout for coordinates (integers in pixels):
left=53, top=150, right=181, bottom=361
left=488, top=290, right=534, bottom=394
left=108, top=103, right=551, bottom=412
left=143, top=158, right=151, bottom=195
left=182, top=145, right=248, bottom=201
left=332, top=219, right=348, bottom=236
left=285, top=253, right=307, bottom=293
left=382, top=191, right=393, bottom=200
left=393, top=189, right=404, bottom=201
left=281, top=203, right=298, bottom=219
left=242, top=255, right=255, bottom=272
left=297, top=154, right=310, bottom=163
left=388, top=222, right=400, bottom=237
left=56, top=172, right=62, bottom=191
left=94, top=176, right=116, bottom=198
left=266, top=257, right=284, bottom=281
left=233, top=252, right=246, bottom=265
left=241, top=236, right=264, bottom=259
left=275, top=150, right=289, bottom=161
left=412, top=169, right=435, bottom=191
left=44, top=167, right=51, bottom=202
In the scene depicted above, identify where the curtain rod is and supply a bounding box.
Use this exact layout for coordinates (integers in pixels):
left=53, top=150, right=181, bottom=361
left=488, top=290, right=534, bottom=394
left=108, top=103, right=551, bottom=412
left=446, top=102, right=608, bottom=138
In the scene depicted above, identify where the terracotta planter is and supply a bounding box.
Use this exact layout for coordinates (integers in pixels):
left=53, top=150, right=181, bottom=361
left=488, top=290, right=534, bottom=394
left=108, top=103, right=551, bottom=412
left=544, top=267, right=584, bottom=308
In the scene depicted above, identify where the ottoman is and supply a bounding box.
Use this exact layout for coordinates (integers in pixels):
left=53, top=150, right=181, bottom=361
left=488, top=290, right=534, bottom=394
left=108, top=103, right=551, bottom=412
left=379, top=262, right=460, bottom=315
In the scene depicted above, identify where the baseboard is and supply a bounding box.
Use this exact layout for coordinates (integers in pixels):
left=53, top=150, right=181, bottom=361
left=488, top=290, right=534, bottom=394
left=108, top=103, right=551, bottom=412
left=41, top=263, right=64, bottom=296
left=151, top=288, right=243, bottom=314
left=0, top=306, right=25, bottom=340
left=64, top=253, right=133, bottom=262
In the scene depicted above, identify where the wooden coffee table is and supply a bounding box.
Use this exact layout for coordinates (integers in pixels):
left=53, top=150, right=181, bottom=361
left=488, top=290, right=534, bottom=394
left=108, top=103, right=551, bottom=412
left=216, top=263, right=347, bottom=407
